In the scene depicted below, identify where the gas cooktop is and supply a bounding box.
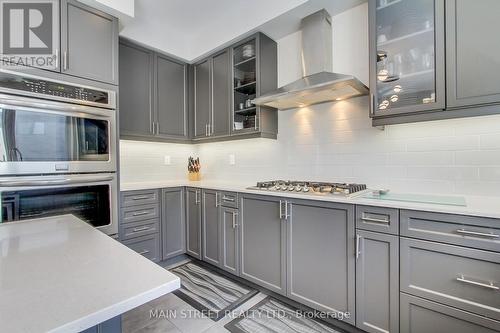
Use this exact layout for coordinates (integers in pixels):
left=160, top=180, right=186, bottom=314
left=248, top=180, right=369, bottom=197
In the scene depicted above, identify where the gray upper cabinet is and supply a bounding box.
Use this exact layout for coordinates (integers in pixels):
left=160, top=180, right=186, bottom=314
left=369, top=0, right=446, bottom=118
left=202, top=190, right=221, bottom=266
left=287, top=199, right=356, bottom=325
left=61, top=0, right=118, bottom=84
left=211, top=50, right=231, bottom=137
left=162, top=188, right=186, bottom=260
left=445, top=0, right=500, bottom=108
left=156, top=55, right=188, bottom=140
left=240, top=194, right=287, bottom=295
left=119, top=41, right=154, bottom=138
left=186, top=188, right=202, bottom=259
left=119, top=39, right=189, bottom=142
left=221, top=206, right=240, bottom=275
left=194, top=59, right=212, bottom=138
left=356, top=230, right=399, bottom=333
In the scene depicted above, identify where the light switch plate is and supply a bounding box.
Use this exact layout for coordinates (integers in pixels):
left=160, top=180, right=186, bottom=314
left=229, top=154, right=236, bottom=165
left=164, top=155, right=171, bottom=165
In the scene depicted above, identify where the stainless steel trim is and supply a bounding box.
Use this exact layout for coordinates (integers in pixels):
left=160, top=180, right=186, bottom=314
left=232, top=212, right=238, bottom=229
left=455, top=229, right=499, bottom=239
left=222, top=195, right=235, bottom=202
left=0, top=174, right=113, bottom=187
left=132, top=211, right=151, bottom=217
left=133, top=226, right=151, bottom=232
left=361, top=213, right=390, bottom=225
left=138, top=250, right=150, bottom=256
left=456, top=275, right=499, bottom=291
left=356, top=234, right=362, bottom=259
left=0, top=69, right=117, bottom=109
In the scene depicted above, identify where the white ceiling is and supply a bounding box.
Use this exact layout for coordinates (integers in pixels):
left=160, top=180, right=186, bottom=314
left=119, top=0, right=365, bottom=62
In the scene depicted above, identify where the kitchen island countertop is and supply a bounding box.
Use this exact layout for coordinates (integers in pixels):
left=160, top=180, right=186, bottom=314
left=0, top=215, right=180, bottom=333
left=121, top=180, right=500, bottom=220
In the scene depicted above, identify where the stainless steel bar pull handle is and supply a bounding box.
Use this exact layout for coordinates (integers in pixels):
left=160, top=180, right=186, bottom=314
left=232, top=212, right=238, bottom=229
left=138, top=250, right=150, bottom=256
left=456, top=275, right=499, bottom=290
left=195, top=190, right=201, bottom=204
left=284, top=201, right=290, bottom=220
left=63, top=51, right=68, bottom=71
left=455, top=229, right=499, bottom=239
left=279, top=200, right=283, bottom=219
left=361, top=213, right=390, bottom=224
left=133, top=211, right=150, bottom=217
left=133, top=226, right=150, bottom=232
left=132, top=196, right=151, bottom=201
left=215, top=192, right=219, bottom=207
left=356, top=234, right=362, bottom=259
left=222, top=196, right=235, bottom=202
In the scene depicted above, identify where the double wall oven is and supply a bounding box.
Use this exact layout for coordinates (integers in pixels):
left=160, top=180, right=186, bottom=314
left=0, top=69, right=118, bottom=235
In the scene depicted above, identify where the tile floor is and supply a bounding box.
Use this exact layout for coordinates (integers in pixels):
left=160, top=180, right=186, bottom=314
left=122, top=289, right=268, bottom=333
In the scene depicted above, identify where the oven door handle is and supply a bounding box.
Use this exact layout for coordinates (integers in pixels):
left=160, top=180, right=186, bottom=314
left=0, top=175, right=114, bottom=187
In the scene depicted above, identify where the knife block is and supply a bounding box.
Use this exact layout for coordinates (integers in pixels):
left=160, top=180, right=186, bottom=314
left=188, top=172, right=201, bottom=181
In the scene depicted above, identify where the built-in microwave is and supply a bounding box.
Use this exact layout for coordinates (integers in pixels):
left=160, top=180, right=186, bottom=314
left=0, top=70, right=117, bottom=176
left=0, top=173, right=118, bottom=235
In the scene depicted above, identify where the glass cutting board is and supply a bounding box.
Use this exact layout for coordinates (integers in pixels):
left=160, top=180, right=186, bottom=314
left=362, top=192, right=467, bottom=207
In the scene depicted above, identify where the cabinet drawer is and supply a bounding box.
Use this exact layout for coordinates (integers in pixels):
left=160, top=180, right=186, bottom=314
left=121, top=189, right=160, bottom=207
left=400, top=293, right=500, bottom=333
left=401, top=210, right=500, bottom=252
left=121, top=219, right=159, bottom=241
left=356, top=205, right=399, bottom=235
left=122, top=234, right=160, bottom=263
left=220, top=191, right=238, bottom=208
left=121, top=204, right=160, bottom=224
left=401, top=238, right=500, bottom=320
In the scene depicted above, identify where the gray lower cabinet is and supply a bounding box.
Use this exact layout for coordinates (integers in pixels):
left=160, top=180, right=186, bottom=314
left=119, top=41, right=154, bottom=138
left=287, top=199, right=356, bottom=324
left=400, top=294, right=500, bottom=333
left=400, top=238, right=500, bottom=321
left=446, top=0, right=500, bottom=108
left=156, top=55, right=188, bottom=140
left=240, top=194, right=287, bottom=295
left=162, top=188, right=186, bottom=260
left=186, top=188, right=202, bottom=259
left=80, top=315, right=122, bottom=333
left=355, top=230, right=399, bottom=333
left=122, top=233, right=161, bottom=263
left=202, top=190, right=221, bottom=265
left=221, top=206, right=239, bottom=275
left=61, top=0, right=118, bottom=84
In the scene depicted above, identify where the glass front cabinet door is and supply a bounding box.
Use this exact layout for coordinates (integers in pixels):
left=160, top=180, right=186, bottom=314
left=369, top=0, right=445, bottom=118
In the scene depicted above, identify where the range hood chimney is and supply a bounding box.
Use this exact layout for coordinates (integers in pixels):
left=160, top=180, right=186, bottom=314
left=253, top=9, right=368, bottom=110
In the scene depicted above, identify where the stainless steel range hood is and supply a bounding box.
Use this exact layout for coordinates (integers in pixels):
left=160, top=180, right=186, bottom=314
left=253, top=10, right=368, bottom=110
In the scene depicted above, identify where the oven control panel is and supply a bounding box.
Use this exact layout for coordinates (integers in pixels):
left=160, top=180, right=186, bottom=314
left=0, top=71, right=114, bottom=108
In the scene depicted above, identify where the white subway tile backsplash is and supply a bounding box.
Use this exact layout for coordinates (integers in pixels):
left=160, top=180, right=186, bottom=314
left=406, top=136, right=479, bottom=152
left=480, top=134, right=500, bottom=150
left=455, top=151, right=500, bottom=165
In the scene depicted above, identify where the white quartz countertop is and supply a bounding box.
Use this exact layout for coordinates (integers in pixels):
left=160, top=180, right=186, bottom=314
left=0, top=215, right=180, bottom=333
left=121, top=180, right=500, bottom=219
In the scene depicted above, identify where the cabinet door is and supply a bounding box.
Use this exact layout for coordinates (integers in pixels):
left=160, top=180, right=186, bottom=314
left=221, top=207, right=239, bottom=275
left=369, top=0, right=445, bottom=117
left=194, top=59, right=211, bottom=138
left=356, top=230, right=399, bottom=333
left=400, top=294, right=500, bottom=333
left=186, top=188, right=202, bottom=259
left=446, top=0, right=500, bottom=108
left=211, top=50, right=231, bottom=137
left=202, top=190, right=220, bottom=266
left=61, top=0, right=118, bottom=84
left=156, top=55, right=188, bottom=139
left=162, top=188, right=185, bottom=260
left=240, top=194, right=286, bottom=295
left=287, top=199, right=356, bottom=324
left=119, top=41, right=154, bottom=138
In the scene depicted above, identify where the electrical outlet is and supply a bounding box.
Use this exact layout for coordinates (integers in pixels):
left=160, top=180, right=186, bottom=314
left=164, top=155, right=171, bottom=165
left=229, top=154, right=236, bottom=165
